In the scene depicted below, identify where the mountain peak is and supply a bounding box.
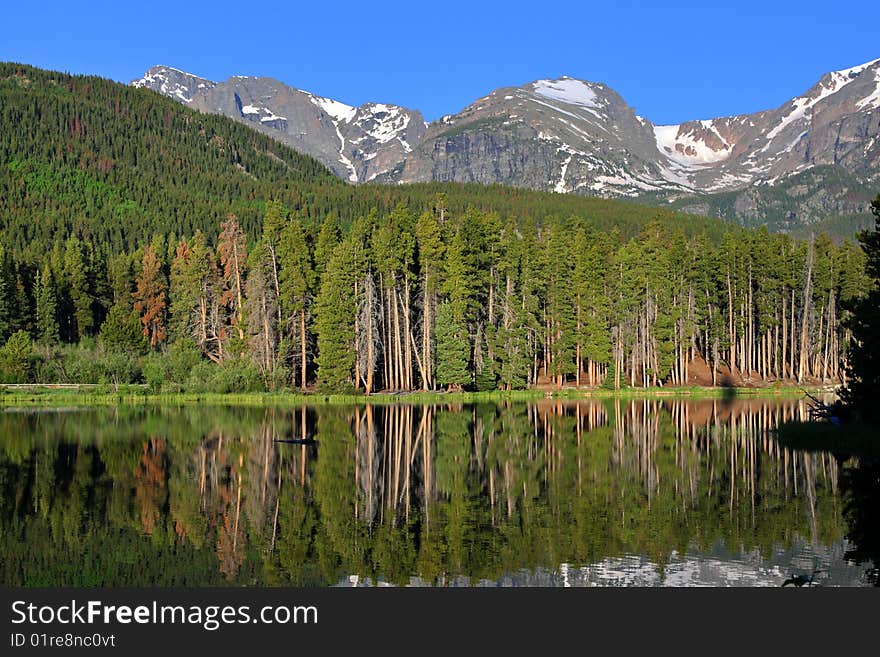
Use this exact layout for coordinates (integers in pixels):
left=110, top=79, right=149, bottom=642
left=832, top=57, right=880, bottom=79
left=130, top=64, right=426, bottom=185
left=531, top=77, right=602, bottom=109
left=132, top=65, right=215, bottom=103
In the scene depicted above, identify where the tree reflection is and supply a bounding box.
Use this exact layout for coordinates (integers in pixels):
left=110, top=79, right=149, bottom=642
left=0, top=398, right=872, bottom=586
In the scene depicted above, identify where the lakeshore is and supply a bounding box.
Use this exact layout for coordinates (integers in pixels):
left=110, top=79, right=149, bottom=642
left=0, top=383, right=836, bottom=408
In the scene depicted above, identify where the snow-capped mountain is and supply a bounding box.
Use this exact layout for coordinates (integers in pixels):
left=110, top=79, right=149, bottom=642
left=133, top=58, right=880, bottom=229
left=384, top=76, right=687, bottom=197
left=651, top=58, right=880, bottom=193
left=132, top=65, right=425, bottom=183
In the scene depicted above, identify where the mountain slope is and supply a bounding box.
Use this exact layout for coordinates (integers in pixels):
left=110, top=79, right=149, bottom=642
left=654, top=58, right=880, bottom=192
left=0, top=62, right=337, bottom=251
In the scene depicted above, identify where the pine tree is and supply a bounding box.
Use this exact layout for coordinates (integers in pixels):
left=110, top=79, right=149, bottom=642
left=64, top=236, right=93, bottom=341
left=169, top=239, right=196, bottom=342
left=217, top=214, right=248, bottom=344
left=314, top=239, right=357, bottom=392
left=543, top=222, right=577, bottom=387
left=415, top=209, right=445, bottom=389
left=262, top=200, right=286, bottom=336
left=132, top=244, right=168, bottom=349
left=434, top=301, right=469, bottom=390
left=843, top=195, right=880, bottom=422
left=0, top=242, right=11, bottom=342
left=372, top=204, right=416, bottom=391
left=168, top=232, right=214, bottom=352
left=99, top=303, right=148, bottom=354
left=313, top=214, right=340, bottom=277
left=35, top=264, right=59, bottom=344
left=0, top=330, right=33, bottom=383
left=244, top=243, right=278, bottom=376
left=493, top=217, right=531, bottom=389
left=107, top=253, right=133, bottom=306
left=278, top=219, right=315, bottom=389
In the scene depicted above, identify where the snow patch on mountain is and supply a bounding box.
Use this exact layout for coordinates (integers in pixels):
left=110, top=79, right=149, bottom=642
left=530, top=96, right=605, bottom=123
left=590, top=171, right=667, bottom=196
left=332, top=122, right=358, bottom=183
left=703, top=172, right=754, bottom=192
left=762, top=61, right=875, bottom=148
left=836, top=57, right=880, bottom=79
left=309, top=95, right=357, bottom=123
left=260, top=112, right=286, bottom=124
left=132, top=66, right=208, bottom=103
left=241, top=104, right=287, bottom=124
left=764, top=97, right=817, bottom=144
left=358, top=104, right=411, bottom=144
left=856, top=68, right=880, bottom=110
left=656, top=160, right=696, bottom=189
left=554, top=153, right=573, bottom=193
left=533, top=78, right=600, bottom=108
left=653, top=123, right=731, bottom=168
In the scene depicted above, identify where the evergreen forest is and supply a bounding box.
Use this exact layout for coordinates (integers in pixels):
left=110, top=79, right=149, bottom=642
left=0, top=62, right=874, bottom=393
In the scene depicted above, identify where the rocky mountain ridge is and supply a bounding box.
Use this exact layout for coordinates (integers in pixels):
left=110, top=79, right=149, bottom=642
left=133, top=59, right=880, bottom=229
left=133, top=66, right=426, bottom=183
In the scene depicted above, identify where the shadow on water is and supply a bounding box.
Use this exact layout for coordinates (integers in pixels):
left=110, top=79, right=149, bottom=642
left=782, top=569, right=822, bottom=587
left=775, top=420, right=880, bottom=587
left=841, top=457, right=880, bottom=585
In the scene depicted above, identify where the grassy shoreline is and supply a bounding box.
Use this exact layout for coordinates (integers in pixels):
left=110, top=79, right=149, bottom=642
left=0, top=384, right=833, bottom=407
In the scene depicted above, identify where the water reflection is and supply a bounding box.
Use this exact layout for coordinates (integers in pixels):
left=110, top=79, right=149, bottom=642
left=0, top=398, right=874, bottom=586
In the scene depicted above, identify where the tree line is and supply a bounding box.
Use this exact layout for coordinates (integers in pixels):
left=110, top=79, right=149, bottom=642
left=0, top=197, right=869, bottom=391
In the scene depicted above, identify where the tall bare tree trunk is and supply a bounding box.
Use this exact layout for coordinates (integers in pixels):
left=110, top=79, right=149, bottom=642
left=394, top=282, right=404, bottom=390
left=300, top=309, right=308, bottom=390
left=404, top=280, right=413, bottom=389
left=727, top=269, right=736, bottom=377
left=233, top=243, right=244, bottom=340
left=422, top=272, right=431, bottom=390
left=798, top=240, right=814, bottom=383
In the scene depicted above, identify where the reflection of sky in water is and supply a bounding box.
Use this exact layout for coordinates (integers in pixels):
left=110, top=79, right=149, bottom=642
left=339, top=538, right=873, bottom=587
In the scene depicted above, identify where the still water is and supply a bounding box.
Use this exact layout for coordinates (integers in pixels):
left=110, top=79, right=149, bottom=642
left=0, top=398, right=876, bottom=587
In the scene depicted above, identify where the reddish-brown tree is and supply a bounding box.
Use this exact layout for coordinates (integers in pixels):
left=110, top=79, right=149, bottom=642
left=132, top=244, right=168, bottom=348
left=217, top=214, right=248, bottom=343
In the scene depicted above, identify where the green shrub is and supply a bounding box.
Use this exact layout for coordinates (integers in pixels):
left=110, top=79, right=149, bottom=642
left=204, top=358, right=264, bottom=393
left=142, top=339, right=203, bottom=391
left=184, top=361, right=217, bottom=393
left=263, top=365, right=291, bottom=392
left=0, top=330, right=35, bottom=383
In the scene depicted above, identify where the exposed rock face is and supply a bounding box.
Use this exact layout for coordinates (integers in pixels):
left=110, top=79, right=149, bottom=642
left=391, top=79, right=682, bottom=198
left=133, top=58, right=880, bottom=230
left=133, top=66, right=425, bottom=183
left=651, top=59, right=880, bottom=197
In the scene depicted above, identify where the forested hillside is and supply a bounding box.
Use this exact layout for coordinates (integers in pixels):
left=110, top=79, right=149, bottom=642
left=0, top=63, right=873, bottom=392
left=0, top=63, right=338, bottom=254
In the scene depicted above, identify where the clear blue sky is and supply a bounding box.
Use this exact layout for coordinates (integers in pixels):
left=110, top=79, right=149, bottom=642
left=2, top=0, right=878, bottom=124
